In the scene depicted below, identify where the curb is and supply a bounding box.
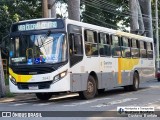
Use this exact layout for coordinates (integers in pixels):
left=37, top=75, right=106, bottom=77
left=0, top=85, right=36, bottom=103
left=0, top=94, right=36, bottom=103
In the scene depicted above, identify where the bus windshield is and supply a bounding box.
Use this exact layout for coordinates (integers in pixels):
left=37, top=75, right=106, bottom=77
left=10, top=33, right=67, bottom=65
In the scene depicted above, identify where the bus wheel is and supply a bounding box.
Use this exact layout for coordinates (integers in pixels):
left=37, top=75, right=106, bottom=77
left=79, top=75, right=97, bottom=99
left=131, top=72, right=139, bottom=91
left=36, top=93, right=52, bottom=100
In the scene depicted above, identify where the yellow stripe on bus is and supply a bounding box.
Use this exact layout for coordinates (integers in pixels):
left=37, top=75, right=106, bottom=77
left=9, top=68, right=32, bottom=83
left=118, top=58, right=122, bottom=84
left=118, top=58, right=140, bottom=84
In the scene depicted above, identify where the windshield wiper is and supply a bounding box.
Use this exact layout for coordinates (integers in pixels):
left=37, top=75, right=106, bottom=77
left=38, top=30, right=51, bottom=48
left=40, top=34, right=65, bottom=48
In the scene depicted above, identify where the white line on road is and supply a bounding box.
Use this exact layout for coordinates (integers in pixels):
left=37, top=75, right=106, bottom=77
left=10, top=103, right=29, bottom=106
left=4, top=99, right=38, bottom=104
left=142, top=99, right=160, bottom=110
left=91, top=98, right=138, bottom=108
left=63, top=98, right=111, bottom=107
left=32, top=103, right=52, bottom=106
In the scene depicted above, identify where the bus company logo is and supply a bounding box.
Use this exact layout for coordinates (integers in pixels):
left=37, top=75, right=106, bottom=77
left=29, top=72, right=38, bottom=75
left=117, top=107, right=125, bottom=114
left=104, top=61, right=112, bottom=65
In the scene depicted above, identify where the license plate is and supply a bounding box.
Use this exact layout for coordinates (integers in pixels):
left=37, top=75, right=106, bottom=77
left=28, top=85, right=38, bottom=90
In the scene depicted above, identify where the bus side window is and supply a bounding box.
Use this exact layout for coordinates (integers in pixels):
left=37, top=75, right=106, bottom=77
left=99, top=33, right=111, bottom=56
left=69, top=33, right=74, bottom=55
left=131, top=39, right=140, bottom=58
left=147, top=42, right=153, bottom=59
left=74, top=34, right=83, bottom=55
left=69, top=33, right=83, bottom=55
left=84, top=30, right=98, bottom=56
left=111, top=35, right=121, bottom=57
left=140, top=41, right=147, bottom=58
left=121, top=37, right=131, bottom=58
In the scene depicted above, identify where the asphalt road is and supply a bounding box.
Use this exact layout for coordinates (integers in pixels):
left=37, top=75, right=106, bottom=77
left=0, top=79, right=160, bottom=120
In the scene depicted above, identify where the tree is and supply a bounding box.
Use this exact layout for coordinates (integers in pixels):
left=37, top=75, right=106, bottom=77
left=129, top=0, right=145, bottom=35
left=0, top=0, right=42, bottom=44
left=68, top=0, right=80, bottom=21
left=48, top=0, right=56, bottom=18
left=0, top=0, right=42, bottom=97
left=56, top=0, right=130, bottom=30
left=81, top=0, right=154, bottom=37
left=137, top=0, right=145, bottom=34
left=139, top=0, right=153, bottom=38
left=42, top=0, right=48, bottom=18
left=0, top=49, right=6, bottom=97
left=81, top=0, right=129, bottom=30
left=129, top=0, right=139, bottom=34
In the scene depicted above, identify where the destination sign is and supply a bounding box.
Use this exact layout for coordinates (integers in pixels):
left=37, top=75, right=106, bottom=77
left=18, top=21, right=57, bottom=31
left=11, top=19, right=64, bottom=32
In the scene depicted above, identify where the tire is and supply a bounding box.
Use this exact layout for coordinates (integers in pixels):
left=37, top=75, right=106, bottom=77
left=158, top=78, right=160, bottom=82
left=130, top=72, right=139, bottom=91
left=36, top=93, right=52, bottom=100
left=79, top=75, right=97, bottom=99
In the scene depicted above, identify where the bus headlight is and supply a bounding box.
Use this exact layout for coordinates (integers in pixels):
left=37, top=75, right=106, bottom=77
left=53, top=70, right=67, bottom=83
left=9, top=75, right=17, bottom=85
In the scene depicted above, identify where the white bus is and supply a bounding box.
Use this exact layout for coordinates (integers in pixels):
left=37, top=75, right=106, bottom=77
left=9, top=18, right=155, bottom=100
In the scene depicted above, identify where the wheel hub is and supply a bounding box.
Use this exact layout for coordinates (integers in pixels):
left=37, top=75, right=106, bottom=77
left=87, top=81, right=94, bottom=93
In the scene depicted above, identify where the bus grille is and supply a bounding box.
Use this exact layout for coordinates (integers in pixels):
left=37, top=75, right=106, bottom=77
left=17, top=81, right=52, bottom=90
left=10, top=62, right=67, bottom=75
left=12, top=66, right=55, bottom=75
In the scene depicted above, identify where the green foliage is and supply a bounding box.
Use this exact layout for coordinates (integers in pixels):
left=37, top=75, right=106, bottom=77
left=6, top=91, right=15, bottom=97
left=151, top=0, right=160, bottom=35
left=0, top=5, right=11, bottom=42
left=57, top=0, right=129, bottom=30
left=5, top=75, right=9, bottom=85
left=0, top=0, right=42, bottom=43
left=81, top=0, right=129, bottom=30
left=0, top=0, right=158, bottom=42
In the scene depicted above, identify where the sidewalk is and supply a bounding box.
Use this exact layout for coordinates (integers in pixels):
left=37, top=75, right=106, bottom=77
left=0, top=93, right=36, bottom=103
left=0, top=86, right=36, bottom=103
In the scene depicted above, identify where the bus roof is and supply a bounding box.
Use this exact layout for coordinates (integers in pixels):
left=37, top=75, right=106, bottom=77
left=17, top=18, right=64, bottom=23
left=65, top=19, right=153, bottom=42
left=14, top=18, right=153, bottom=42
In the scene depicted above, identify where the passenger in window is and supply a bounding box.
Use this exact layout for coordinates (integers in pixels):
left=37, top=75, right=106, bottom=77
left=69, top=44, right=73, bottom=55
left=116, top=51, right=121, bottom=56
left=125, top=51, right=130, bottom=57
left=85, top=44, right=92, bottom=56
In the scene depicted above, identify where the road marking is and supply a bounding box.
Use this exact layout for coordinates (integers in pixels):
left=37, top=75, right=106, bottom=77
left=147, top=105, right=160, bottom=110
left=149, top=86, right=160, bottom=89
left=32, top=103, right=52, bottom=106
left=50, top=93, right=78, bottom=100
left=63, top=98, right=111, bottom=107
left=91, top=98, right=138, bottom=108
left=143, top=99, right=160, bottom=110
left=4, top=99, right=38, bottom=104
left=10, top=103, right=29, bottom=106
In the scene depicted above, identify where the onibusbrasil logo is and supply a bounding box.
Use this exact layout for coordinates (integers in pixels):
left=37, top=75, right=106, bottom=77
left=118, top=107, right=125, bottom=114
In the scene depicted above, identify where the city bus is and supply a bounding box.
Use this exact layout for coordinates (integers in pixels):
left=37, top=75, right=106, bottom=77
left=8, top=18, right=155, bottom=100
